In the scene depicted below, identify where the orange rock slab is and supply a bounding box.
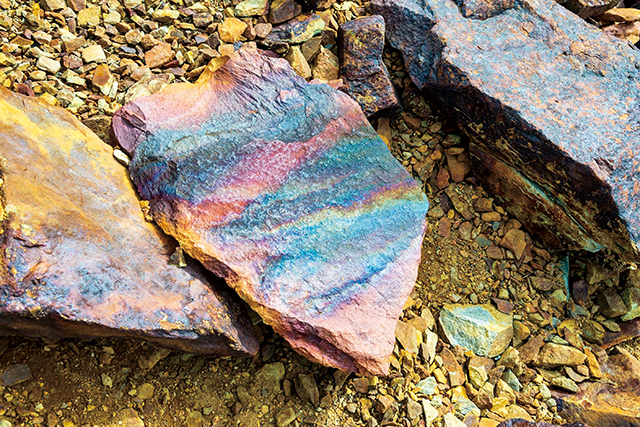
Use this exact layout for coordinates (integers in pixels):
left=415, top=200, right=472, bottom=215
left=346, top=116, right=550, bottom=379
left=0, top=88, right=258, bottom=356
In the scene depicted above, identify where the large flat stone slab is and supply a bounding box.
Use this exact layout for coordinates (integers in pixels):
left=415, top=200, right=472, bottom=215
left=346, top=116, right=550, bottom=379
left=112, top=47, right=429, bottom=375
left=0, top=87, right=258, bottom=356
left=373, top=0, right=640, bottom=260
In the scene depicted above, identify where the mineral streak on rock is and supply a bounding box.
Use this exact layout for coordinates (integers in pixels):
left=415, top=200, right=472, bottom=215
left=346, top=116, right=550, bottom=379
left=112, top=47, right=429, bottom=376
left=338, top=15, right=401, bottom=117
left=263, top=13, right=325, bottom=45
left=373, top=0, right=640, bottom=260
left=0, top=87, right=258, bottom=356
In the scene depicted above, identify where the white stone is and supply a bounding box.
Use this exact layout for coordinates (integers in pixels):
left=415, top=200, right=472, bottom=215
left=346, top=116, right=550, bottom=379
left=422, top=399, right=439, bottom=427
left=468, top=363, right=488, bottom=389
left=422, top=329, right=438, bottom=364
left=36, top=56, right=60, bottom=73
left=103, top=10, right=121, bottom=24
left=82, top=45, right=106, bottom=63
left=444, top=413, right=467, bottom=427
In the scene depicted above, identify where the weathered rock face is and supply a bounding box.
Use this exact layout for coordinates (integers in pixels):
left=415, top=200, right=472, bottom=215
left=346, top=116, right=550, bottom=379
left=555, top=347, right=640, bottom=426
left=373, top=0, right=640, bottom=261
left=338, top=15, right=400, bottom=117
left=0, top=87, right=258, bottom=356
left=112, top=47, right=429, bottom=376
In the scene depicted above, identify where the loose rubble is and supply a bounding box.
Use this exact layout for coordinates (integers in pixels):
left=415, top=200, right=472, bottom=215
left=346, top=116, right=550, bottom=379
left=0, top=0, right=639, bottom=425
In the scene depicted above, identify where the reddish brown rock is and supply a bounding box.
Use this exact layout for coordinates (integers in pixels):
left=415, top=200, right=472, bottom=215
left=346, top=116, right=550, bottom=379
left=0, top=88, right=258, bottom=356
left=537, top=343, right=586, bottom=368
left=602, top=317, right=640, bottom=349
left=555, top=347, right=640, bottom=425
left=447, top=152, right=471, bottom=182
left=440, top=347, right=465, bottom=387
left=598, top=288, right=628, bottom=318
left=518, top=335, right=545, bottom=365
left=499, top=229, right=526, bottom=260
left=373, top=0, right=640, bottom=261
left=562, top=0, right=618, bottom=18
left=338, top=16, right=400, bottom=117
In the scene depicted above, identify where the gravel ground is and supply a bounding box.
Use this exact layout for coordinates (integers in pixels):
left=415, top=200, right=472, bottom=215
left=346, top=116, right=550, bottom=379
left=0, top=0, right=638, bottom=426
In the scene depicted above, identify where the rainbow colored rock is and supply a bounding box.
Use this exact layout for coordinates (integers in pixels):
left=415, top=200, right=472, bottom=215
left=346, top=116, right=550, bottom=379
left=112, top=47, right=429, bottom=375
left=0, top=87, right=258, bottom=356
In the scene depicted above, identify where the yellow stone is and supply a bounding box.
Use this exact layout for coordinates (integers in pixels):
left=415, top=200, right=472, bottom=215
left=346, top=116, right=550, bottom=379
left=218, top=44, right=236, bottom=56
left=39, top=92, right=57, bottom=105
left=286, top=46, right=311, bottom=80
left=596, top=8, right=640, bottom=22
left=77, top=7, right=101, bottom=27
left=478, top=418, right=500, bottom=427
left=433, top=367, right=447, bottom=383
left=506, top=404, right=533, bottom=421
left=218, top=18, right=247, bottom=43
left=584, top=347, right=603, bottom=378
left=491, top=396, right=511, bottom=412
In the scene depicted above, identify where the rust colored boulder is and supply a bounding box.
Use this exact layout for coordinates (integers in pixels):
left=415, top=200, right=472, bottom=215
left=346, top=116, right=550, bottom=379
left=338, top=15, right=400, bottom=117
left=0, top=87, right=258, bottom=356
left=373, top=0, right=640, bottom=261
left=555, top=347, right=640, bottom=426
left=111, top=47, right=429, bottom=376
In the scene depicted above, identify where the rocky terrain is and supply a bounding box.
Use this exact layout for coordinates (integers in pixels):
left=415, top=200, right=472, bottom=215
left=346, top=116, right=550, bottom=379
left=1, top=0, right=640, bottom=426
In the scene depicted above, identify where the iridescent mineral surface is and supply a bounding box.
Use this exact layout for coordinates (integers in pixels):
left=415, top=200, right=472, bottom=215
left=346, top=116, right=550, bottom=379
left=0, top=87, right=258, bottom=356
left=112, top=47, right=429, bottom=375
